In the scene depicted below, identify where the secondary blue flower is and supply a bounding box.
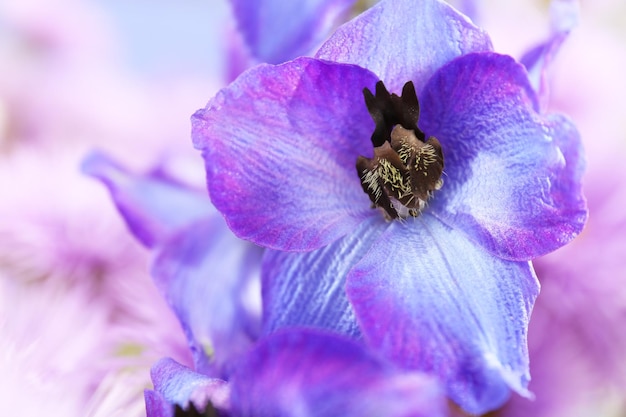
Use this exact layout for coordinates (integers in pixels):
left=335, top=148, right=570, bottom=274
left=145, top=328, right=447, bottom=417
left=192, top=0, right=587, bottom=414
left=82, top=152, right=263, bottom=376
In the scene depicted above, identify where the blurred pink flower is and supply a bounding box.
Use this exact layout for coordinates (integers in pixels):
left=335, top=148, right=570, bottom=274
left=0, top=271, right=191, bottom=417
left=0, top=0, right=222, bottom=415
left=0, top=148, right=194, bottom=417
left=0, top=277, right=108, bottom=415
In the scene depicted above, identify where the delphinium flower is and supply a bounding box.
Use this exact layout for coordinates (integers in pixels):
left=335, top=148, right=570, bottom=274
left=192, top=0, right=587, bottom=413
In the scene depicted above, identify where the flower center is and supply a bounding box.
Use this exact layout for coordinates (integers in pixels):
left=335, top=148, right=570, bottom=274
left=357, top=81, right=444, bottom=220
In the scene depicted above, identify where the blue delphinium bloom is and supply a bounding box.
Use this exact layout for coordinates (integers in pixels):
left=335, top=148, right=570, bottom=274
left=145, top=328, right=447, bottom=417
left=191, top=0, right=587, bottom=413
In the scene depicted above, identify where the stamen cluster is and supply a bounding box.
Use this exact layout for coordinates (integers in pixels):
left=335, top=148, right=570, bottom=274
left=357, top=81, right=444, bottom=219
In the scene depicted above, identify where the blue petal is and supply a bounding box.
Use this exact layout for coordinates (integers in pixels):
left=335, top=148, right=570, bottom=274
left=316, top=0, right=492, bottom=93
left=521, top=33, right=568, bottom=109
left=149, top=358, right=229, bottom=410
left=548, top=0, right=579, bottom=34
left=346, top=214, right=539, bottom=415
left=230, top=0, right=356, bottom=64
left=521, top=0, right=578, bottom=111
left=230, top=328, right=447, bottom=417
left=81, top=151, right=213, bottom=248
left=450, top=0, right=480, bottom=24
left=152, top=217, right=263, bottom=376
left=145, top=390, right=174, bottom=417
left=419, top=52, right=587, bottom=260
left=192, top=57, right=379, bottom=251
left=262, top=216, right=387, bottom=337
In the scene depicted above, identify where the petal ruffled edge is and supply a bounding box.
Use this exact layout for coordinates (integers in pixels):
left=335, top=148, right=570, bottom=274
left=419, top=52, right=587, bottom=260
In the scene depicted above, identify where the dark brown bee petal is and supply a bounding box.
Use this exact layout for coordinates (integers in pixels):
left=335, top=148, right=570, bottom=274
left=357, top=81, right=444, bottom=219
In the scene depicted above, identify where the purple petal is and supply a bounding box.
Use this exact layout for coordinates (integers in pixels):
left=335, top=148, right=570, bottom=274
left=149, top=358, right=229, bottom=411
left=347, top=214, right=539, bottom=415
left=450, top=0, right=480, bottom=24
left=316, top=0, right=492, bottom=93
left=192, top=57, right=379, bottom=251
left=152, top=217, right=263, bottom=376
left=262, top=216, right=387, bottom=337
left=225, top=24, right=255, bottom=82
left=419, top=52, right=587, bottom=260
left=230, top=0, right=356, bottom=64
left=145, top=390, right=174, bottom=417
left=520, top=33, right=567, bottom=112
left=549, top=0, right=579, bottom=34
left=82, top=151, right=213, bottom=248
left=230, top=328, right=446, bottom=417
left=520, top=0, right=578, bottom=111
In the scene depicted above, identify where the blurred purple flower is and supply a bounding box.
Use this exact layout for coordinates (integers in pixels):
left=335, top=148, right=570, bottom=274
left=191, top=0, right=587, bottom=413
left=83, top=152, right=263, bottom=377
left=145, top=328, right=447, bottom=417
